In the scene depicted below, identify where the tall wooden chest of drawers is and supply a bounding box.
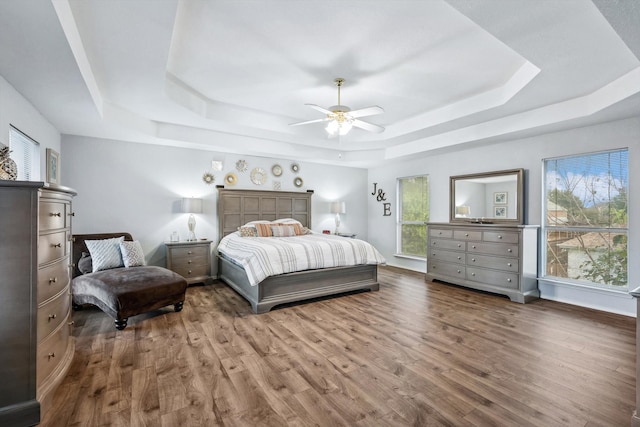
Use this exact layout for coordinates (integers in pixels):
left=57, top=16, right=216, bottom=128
left=426, top=222, right=539, bottom=303
left=165, top=240, right=212, bottom=285
left=0, top=181, right=76, bottom=426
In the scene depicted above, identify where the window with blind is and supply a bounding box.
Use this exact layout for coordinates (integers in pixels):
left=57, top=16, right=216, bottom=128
left=543, top=149, right=628, bottom=289
left=9, top=126, right=40, bottom=181
left=397, top=175, right=429, bottom=258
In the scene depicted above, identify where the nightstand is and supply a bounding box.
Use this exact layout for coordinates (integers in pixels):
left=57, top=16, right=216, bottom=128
left=165, top=240, right=212, bottom=285
left=336, top=233, right=357, bottom=238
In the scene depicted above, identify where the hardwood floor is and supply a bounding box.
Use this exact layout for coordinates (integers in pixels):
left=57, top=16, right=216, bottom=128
left=40, top=266, right=635, bottom=426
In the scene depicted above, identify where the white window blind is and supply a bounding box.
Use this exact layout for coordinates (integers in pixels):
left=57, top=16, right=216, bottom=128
left=9, top=126, right=40, bottom=181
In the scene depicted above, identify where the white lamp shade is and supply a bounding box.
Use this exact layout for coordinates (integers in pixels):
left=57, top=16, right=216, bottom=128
left=330, top=201, right=346, bottom=214
left=182, top=198, right=203, bottom=214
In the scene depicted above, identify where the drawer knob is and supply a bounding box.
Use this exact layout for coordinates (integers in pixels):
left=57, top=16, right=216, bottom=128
left=68, top=212, right=75, bottom=217
left=498, top=235, right=502, bottom=239
left=188, top=251, right=193, bottom=254
left=48, top=352, right=55, bottom=360
left=471, top=272, right=476, bottom=276
left=52, top=243, right=62, bottom=248
left=457, top=270, right=461, bottom=274
left=457, top=256, right=461, bottom=260
left=465, top=233, right=469, bottom=237
left=48, top=314, right=57, bottom=321
left=472, top=245, right=476, bottom=249
left=471, top=258, right=476, bottom=262
left=68, top=320, right=75, bottom=326
left=457, top=243, right=461, bottom=248
left=49, top=212, right=61, bottom=217
left=49, top=277, right=57, bottom=284
left=507, top=263, right=512, bottom=267
left=507, top=278, right=512, bottom=282
left=507, top=249, right=512, bottom=253
left=188, top=270, right=192, bottom=274
left=188, top=260, right=192, bottom=264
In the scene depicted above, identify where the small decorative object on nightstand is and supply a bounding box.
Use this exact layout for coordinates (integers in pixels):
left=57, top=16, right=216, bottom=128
left=166, top=240, right=212, bottom=285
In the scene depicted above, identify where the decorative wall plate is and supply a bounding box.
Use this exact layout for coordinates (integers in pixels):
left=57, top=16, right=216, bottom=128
left=224, top=172, right=237, bottom=186
left=272, top=181, right=281, bottom=190
left=291, top=163, right=300, bottom=173
left=271, top=164, right=283, bottom=177
left=202, top=172, right=215, bottom=185
left=250, top=167, right=267, bottom=185
left=236, top=159, right=248, bottom=172
left=294, top=177, right=304, bottom=188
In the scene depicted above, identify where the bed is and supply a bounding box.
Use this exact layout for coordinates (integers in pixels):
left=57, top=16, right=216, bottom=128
left=216, top=188, right=384, bottom=313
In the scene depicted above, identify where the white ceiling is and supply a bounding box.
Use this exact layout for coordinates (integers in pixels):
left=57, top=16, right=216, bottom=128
left=1, top=0, right=639, bottom=167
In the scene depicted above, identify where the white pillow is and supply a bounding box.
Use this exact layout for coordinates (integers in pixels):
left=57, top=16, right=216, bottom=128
left=119, top=240, right=146, bottom=267
left=85, top=236, right=125, bottom=272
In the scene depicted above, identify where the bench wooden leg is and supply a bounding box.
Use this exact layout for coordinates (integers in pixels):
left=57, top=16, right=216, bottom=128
left=114, top=318, right=128, bottom=330
left=174, top=302, right=184, bottom=312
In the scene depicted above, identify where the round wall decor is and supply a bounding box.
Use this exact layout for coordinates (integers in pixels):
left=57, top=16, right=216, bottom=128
left=294, top=177, right=304, bottom=188
left=202, top=172, right=215, bottom=185
left=236, top=159, right=248, bottom=172
left=272, top=164, right=283, bottom=177
left=291, top=163, right=300, bottom=173
left=224, top=172, right=237, bottom=186
left=250, top=167, right=267, bottom=185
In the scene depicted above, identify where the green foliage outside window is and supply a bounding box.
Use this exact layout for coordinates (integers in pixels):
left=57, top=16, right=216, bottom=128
left=399, top=176, right=429, bottom=257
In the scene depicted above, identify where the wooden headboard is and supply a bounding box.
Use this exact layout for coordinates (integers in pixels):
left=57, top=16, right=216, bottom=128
left=217, top=188, right=313, bottom=238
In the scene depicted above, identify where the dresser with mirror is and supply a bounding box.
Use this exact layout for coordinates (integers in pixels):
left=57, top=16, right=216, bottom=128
left=426, top=168, right=539, bottom=302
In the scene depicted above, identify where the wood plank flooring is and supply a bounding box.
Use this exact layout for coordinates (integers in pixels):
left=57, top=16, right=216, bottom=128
left=40, top=266, right=635, bottom=426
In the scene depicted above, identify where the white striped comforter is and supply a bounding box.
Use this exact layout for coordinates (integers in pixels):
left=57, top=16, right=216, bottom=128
left=217, top=232, right=386, bottom=286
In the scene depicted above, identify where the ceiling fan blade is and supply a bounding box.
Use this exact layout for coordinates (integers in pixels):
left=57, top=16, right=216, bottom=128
left=353, top=119, right=385, bottom=133
left=305, top=103, right=334, bottom=115
left=348, top=105, right=384, bottom=118
left=289, top=117, right=330, bottom=127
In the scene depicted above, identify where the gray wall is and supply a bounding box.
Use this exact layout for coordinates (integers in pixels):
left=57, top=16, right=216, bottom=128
left=368, top=116, right=640, bottom=316
left=61, top=135, right=369, bottom=274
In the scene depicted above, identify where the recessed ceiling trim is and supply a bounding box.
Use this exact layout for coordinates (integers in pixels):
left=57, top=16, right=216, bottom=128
left=385, top=66, right=640, bottom=159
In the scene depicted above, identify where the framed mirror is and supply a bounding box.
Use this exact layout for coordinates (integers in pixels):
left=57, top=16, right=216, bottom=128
left=450, top=168, right=524, bottom=224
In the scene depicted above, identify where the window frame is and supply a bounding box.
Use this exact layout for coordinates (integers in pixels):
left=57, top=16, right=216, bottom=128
left=9, top=126, right=40, bottom=181
left=541, top=148, right=628, bottom=291
left=396, top=174, right=430, bottom=259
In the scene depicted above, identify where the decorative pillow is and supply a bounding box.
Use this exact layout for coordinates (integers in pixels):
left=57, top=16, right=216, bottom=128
left=254, top=223, right=273, bottom=237
left=85, top=236, right=125, bottom=272
left=239, top=226, right=258, bottom=237
left=77, top=252, right=93, bottom=275
left=301, top=226, right=313, bottom=235
left=270, top=225, right=296, bottom=237
left=119, top=240, right=146, bottom=267
left=274, top=218, right=304, bottom=235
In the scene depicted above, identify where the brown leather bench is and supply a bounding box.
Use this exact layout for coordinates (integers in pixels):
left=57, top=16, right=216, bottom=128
left=71, top=233, right=188, bottom=330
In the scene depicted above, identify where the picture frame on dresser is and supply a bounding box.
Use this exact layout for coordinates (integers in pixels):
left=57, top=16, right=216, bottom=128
left=46, top=148, right=59, bottom=184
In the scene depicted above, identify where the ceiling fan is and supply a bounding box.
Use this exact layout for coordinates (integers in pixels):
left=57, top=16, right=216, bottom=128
left=289, top=78, right=385, bottom=136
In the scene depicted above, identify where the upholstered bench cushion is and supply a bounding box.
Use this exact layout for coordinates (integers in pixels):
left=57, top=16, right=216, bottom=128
left=72, top=266, right=188, bottom=320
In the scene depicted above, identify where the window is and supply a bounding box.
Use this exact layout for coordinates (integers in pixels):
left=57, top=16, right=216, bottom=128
left=543, top=149, right=628, bottom=290
left=9, top=126, right=40, bottom=181
left=397, top=175, right=429, bottom=257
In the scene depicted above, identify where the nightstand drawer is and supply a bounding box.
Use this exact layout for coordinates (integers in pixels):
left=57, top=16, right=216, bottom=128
left=170, top=245, right=209, bottom=259
left=173, top=265, right=208, bottom=280
left=38, top=258, right=70, bottom=303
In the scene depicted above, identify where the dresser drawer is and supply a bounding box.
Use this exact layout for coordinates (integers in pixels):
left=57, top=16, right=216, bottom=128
left=466, top=267, right=519, bottom=289
left=39, top=231, right=68, bottom=265
left=38, top=258, right=70, bottom=303
left=428, top=261, right=465, bottom=279
left=483, top=231, right=519, bottom=244
left=39, top=201, right=67, bottom=231
left=37, top=291, right=70, bottom=342
left=466, top=254, right=519, bottom=273
left=170, top=245, right=209, bottom=259
left=429, top=238, right=465, bottom=251
left=453, top=230, right=482, bottom=241
left=429, top=249, right=464, bottom=264
left=429, top=228, right=453, bottom=239
left=37, top=315, right=71, bottom=385
left=467, top=241, right=518, bottom=257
